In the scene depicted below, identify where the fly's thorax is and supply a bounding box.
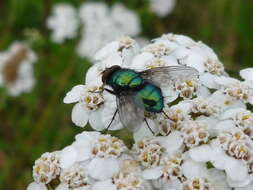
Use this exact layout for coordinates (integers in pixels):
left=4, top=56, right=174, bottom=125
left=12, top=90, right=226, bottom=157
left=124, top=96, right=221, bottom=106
left=107, top=68, right=143, bottom=91
left=134, top=83, right=164, bottom=113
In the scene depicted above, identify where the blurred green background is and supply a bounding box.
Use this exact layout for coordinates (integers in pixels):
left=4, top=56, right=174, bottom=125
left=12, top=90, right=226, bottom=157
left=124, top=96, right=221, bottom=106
left=0, top=0, right=252, bottom=189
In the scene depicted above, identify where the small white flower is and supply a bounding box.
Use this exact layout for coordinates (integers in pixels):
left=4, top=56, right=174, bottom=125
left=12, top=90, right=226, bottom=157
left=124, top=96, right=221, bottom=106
left=60, top=131, right=128, bottom=180
left=33, top=151, right=60, bottom=184
left=132, top=137, right=164, bottom=168
left=215, top=76, right=253, bottom=105
left=47, top=4, right=79, bottom=43
left=59, top=163, right=90, bottom=189
left=189, top=97, right=221, bottom=117
left=156, top=103, right=191, bottom=135
left=133, top=131, right=183, bottom=172
left=64, top=84, right=104, bottom=128
left=181, top=120, right=209, bottom=148
left=174, top=78, right=200, bottom=99
left=0, top=42, right=37, bottom=96
left=221, top=108, right=253, bottom=138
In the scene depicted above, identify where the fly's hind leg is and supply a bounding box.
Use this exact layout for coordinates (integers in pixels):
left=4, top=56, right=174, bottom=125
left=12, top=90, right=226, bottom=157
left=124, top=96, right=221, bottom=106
left=103, top=108, right=118, bottom=133
left=144, top=118, right=155, bottom=135
left=161, top=110, right=175, bottom=135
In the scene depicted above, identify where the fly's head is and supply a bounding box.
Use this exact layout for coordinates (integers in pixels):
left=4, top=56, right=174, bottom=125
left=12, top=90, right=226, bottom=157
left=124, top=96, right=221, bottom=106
left=101, top=65, right=121, bottom=85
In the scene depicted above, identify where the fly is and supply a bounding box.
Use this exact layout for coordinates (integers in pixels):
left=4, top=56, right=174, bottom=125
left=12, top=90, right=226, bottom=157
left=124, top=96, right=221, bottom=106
left=101, top=65, right=199, bottom=133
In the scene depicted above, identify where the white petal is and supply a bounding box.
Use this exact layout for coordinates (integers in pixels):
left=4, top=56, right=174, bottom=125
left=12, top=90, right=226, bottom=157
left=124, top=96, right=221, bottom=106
left=240, top=68, right=253, bottom=82
left=141, top=166, right=163, bottom=179
left=85, top=65, right=101, bottom=85
left=55, top=184, right=69, bottom=190
left=162, top=86, right=179, bottom=103
left=200, top=73, right=219, bottom=89
left=207, top=169, right=230, bottom=190
left=227, top=175, right=252, bottom=188
left=196, top=85, right=211, bottom=98
left=88, top=158, right=119, bottom=180
left=224, top=158, right=248, bottom=181
left=133, top=124, right=154, bottom=142
left=182, top=159, right=207, bottom=178
left=72, top=142, right=92, bottom=162
left=157, top=131, right=183, bottom=155
left=95, top=41, right=119, bottom=61
left=27, top=182, right=47, bottom=190
left=235, top=182, right=253, bottom=190
left=63, top=85, right=86, bottom=104
left=101, top=52, right=123, bottom=69
left=214, top=76, right=238, bottom=86
left=89, top=108, right=104, bottom=131
left=71, top=103, right=89, bottom=127
left=196, top=116, right=218, bottom=137
left=210, top=147, right=229, bottom=170
left=75, top=131, right=101, bottom=141
left=185, top=52, right=206, bottom=73
left=189, top=145, right=213, bottom=162
left=92, top=180, right=116, bottom=190
left=60, top=145, right=77, bottom=169
left=131, top=52, right=154, bottom=69
left=171, top=102, right=192, bottom=113
left=220, top=108, right=246, bottom=120
left=215, top=120, right=236, bottom=133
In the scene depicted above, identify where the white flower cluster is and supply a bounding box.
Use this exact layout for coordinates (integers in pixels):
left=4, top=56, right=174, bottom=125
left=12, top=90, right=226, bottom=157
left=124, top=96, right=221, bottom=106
left=47, top=4, right=79, bottom=43
left=149, top=0, right=176, bottom=17
left=0, top=42, right=37, bottom=96
left=28, top=33, right=253, bottom=190
left=47, top=2, right=141, bottom=59
left=27, top=131, right=152, bottom=190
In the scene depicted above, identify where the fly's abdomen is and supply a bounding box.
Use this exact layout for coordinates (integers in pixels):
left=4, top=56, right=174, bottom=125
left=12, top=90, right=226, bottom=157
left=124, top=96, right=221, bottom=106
left=109, top=69, right=143, bottom=89
left=134, top=83, right=164, bottom=113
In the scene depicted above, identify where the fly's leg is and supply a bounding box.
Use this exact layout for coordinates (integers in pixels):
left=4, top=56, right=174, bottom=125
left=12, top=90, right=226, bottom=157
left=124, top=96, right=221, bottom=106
left=162, top=110, right=175, bottom=133
left=90, top=88, right=116, bottom=95
left=104, top=88, right=116, bottom=95
left=177, top=59, right=182, bottom=65
left=104, top=108, right=118, bottom=132
left=144, top=118, right=155, bottom=135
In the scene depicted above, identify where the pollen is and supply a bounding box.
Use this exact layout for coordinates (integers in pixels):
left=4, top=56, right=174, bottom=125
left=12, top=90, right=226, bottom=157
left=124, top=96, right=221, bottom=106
left=242, top=115, right=250, bottom=120
left=186, top=80, right=193, bottom=87
left=85, top=96, right=92, bottom=103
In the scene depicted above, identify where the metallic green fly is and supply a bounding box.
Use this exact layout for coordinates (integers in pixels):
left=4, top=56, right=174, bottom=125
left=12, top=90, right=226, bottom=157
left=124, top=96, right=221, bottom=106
left=101, top=65, right=199, bottom=133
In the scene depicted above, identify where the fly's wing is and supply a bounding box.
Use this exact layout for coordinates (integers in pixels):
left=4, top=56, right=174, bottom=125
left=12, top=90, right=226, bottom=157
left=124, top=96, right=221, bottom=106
left=140, top=66, right=199, bottom=87
left=116, top=93, right=145, bottom=132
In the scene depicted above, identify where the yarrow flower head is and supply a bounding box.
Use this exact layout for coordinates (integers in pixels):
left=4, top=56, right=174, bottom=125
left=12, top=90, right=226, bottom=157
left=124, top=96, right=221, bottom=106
left=47, top=3, right=79, bottom=43
left=32, top=152, right=60, bottom=184
left=0, top=42, right=37, bottom=96
left=59, top=163, right=90, bottom=189
left=28, top=33, right=253, bottom=190
left=181, top=120, right=210, bottom=148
